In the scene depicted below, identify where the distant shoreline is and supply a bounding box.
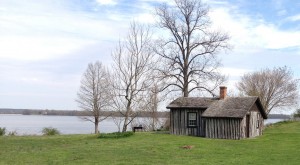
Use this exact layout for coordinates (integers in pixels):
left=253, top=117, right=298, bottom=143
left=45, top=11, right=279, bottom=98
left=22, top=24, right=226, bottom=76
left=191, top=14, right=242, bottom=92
left=0, top=108, right=291, bottom=119
left=0, top=108, right=169, bottom=118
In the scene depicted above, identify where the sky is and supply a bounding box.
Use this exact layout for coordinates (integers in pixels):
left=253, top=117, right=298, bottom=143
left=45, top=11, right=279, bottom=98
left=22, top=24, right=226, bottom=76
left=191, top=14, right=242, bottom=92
left=0, top=0, right=299, bottom=113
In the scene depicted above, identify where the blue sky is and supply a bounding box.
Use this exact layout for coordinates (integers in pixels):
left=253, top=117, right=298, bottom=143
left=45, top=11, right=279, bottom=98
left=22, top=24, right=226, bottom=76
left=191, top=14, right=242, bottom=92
left=0, top=0, right=299, bottom=113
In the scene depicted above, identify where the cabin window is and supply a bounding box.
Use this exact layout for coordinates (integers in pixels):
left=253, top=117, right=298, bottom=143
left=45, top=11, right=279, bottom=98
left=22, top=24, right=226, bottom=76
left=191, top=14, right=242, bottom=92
left=187, top=112, right=197, bottom=127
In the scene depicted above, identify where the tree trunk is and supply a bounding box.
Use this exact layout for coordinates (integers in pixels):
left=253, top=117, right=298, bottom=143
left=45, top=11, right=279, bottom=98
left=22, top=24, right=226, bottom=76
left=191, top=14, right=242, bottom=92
left=151, top=116, right=155, bottom=131
left=122, top=118, right=128, bottom=133
left=183, top=67, right=189, bottom=97
left=151, top=91, right=158, bottom=131
left=94, top=118, right=99, bottom=134
left=183, top=86, right=189, bottom=97
left=122, top=101, right=131, bottom=132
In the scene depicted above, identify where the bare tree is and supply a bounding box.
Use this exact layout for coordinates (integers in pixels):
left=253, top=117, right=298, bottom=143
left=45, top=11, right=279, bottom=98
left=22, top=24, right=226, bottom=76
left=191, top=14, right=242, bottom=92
left=76, top=61, right=111, bottom=134
left=111, top=22, right=156, bottom=132
left=236, top=66, right=299, bottom=114
left=155, top=0, right=229, bottom=97
left=142, top=81, right=167, bottom=131
left=111, top=111, right=123, bottom=132
left=147, top=83, right=160, bottom=131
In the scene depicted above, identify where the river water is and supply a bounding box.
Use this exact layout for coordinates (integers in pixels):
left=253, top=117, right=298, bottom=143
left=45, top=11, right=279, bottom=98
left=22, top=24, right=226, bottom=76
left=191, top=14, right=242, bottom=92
left=0, top=114, right=121, bottom=135
left=0, top=114, right=285, bottom=135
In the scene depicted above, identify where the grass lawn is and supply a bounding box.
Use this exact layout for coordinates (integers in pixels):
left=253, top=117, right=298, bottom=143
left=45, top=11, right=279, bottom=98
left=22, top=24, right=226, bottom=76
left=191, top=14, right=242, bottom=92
left=0, top=121, right=299, bottom=165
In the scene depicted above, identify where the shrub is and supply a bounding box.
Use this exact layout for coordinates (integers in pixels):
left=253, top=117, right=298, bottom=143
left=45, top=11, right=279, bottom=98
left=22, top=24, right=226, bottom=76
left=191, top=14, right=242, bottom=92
left=0, top=127, right=6, bottom=136
left=42, top=127, right=60, bottom=136
left=98, top=132, right=134, bottom=139
left=293, top=109, right=300, bottom=118
left=8, top=131, right=17, bottom=136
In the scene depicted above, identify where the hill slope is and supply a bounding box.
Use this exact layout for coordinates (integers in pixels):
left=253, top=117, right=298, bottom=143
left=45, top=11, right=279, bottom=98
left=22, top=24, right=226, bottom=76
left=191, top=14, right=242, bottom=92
left=0, top=121, right=299, bottom=164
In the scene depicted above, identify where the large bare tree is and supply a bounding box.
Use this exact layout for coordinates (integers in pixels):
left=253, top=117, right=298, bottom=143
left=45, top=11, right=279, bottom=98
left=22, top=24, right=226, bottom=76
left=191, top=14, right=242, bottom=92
left=76, top=61, right=111, bottom=134
left=236, top=66, right=299, bottom=114
left=155, top=0, right=229, bottom=97
left=111, top=22, right=156, bottom=132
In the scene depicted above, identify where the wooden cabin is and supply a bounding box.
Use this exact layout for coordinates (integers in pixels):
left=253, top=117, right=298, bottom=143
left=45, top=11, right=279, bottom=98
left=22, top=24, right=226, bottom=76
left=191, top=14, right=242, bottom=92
left=166, top=87, right=268, bottom=140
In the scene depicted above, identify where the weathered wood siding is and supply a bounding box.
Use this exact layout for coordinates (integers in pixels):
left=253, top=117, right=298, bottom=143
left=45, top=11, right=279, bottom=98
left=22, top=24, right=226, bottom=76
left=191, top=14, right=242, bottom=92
left=240, top=103, right=264, bottom=138
left=170, top=108, right=206, bottom=137
left=170, top=100, right=265, bottom=139
left=205, top=118, right=242, bottom=140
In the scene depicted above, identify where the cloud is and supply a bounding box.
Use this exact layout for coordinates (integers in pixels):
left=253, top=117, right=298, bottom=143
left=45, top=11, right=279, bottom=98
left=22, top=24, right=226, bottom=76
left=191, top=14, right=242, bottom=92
left=252, top=24, right=300, bottom=49
left=286, top=14, right=300, bottom=22
left=218, top=67, right=253, bottom=94
left=0, top=0, right=299, bottom=110
left=219, top=67, right=252, bottom=77
left=208, top=2, right=300, bottom=98
left=0, top=0, right=131, bottom=109
left=96, top=0, right=117, bottom=6
left=204, top=0, right=229, bottom=5
left=0, top=0, right=128, bottom=62
left=277, top=9, right=287, bottom=16
left=210, top=6, right=300, bottom=50
left=0, top=36, right=96, bottom=61
left=0, top=59, right=82, bottom=109
left=136, top=13, right=156, bottom=24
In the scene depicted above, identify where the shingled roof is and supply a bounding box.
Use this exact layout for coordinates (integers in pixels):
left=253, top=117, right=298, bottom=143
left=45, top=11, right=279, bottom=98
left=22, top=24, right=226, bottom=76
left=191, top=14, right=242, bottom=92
left=202, top=97, right=267, bottom=119
left=167, top=96, right=268, bottom=119
left=166, top=97, right=219, bottom=109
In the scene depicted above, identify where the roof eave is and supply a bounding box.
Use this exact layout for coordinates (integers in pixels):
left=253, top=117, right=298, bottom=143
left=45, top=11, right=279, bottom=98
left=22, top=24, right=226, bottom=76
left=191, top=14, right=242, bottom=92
left=255, top=99, right=268, bottom=119
left=167, top=106, right=208, bottom=109
left=202, top=116, right=244, bottom=119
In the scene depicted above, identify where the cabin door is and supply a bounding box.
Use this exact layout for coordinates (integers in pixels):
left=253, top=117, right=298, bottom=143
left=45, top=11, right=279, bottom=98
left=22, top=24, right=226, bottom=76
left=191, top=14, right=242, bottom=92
left=246, top=115, right=250, bottom=138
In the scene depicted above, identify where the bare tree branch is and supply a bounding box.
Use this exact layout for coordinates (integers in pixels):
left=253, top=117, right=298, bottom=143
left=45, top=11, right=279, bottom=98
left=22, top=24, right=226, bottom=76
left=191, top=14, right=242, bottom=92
left=236, top=66, right=299, bottom=114
left=155, top=0, right=229, bottom=97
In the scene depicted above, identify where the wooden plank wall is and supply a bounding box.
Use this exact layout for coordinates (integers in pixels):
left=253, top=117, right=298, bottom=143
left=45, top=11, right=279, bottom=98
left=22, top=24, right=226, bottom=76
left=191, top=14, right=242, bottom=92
left=250, top=111, right=263, bottom=137
left=205, top=118, right=242, bottom=140
left=170, top=108, right=206, bottom=137
left=240, top=110, right=264, bottom=138
left=242, top=103, right=264, bottom=138
left=240, top=117, right=246, bottom=138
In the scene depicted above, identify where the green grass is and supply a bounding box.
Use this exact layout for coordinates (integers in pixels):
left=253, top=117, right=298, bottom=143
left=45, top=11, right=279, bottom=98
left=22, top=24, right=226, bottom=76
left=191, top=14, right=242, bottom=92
left=98, top=131, right=134, bottom=139
left=0, top=121, right=299, bottom=165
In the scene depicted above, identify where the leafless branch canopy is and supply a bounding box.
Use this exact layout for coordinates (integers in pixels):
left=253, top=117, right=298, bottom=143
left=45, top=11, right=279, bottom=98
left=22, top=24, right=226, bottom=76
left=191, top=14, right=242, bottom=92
left=155, top=0, right=229, bottom=97
left=111, top=21, right=156, bottom=132
left=236, top=66, right=299, bottom=114
left=76, top=61, right=112, bottom=134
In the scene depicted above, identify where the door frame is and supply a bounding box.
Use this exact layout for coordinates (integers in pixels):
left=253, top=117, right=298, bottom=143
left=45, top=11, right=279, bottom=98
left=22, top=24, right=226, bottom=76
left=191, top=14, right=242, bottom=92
left=246, top=114, right=250, bottom=138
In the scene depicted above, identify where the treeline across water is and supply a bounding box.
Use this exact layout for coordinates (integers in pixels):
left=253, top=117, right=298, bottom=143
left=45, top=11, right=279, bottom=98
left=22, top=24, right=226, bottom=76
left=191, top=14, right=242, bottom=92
left=0, top=108, right=169, bottom=118
left=0, top=108, right=291, bottom=119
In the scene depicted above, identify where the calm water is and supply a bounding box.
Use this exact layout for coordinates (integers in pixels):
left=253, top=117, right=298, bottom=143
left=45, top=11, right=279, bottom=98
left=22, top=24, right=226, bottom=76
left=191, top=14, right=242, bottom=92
left=0, top=114, right=120, bottom=135
left=264, top=118, right=286, bottom=125
left=0, top=114, right=284, bottom=135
